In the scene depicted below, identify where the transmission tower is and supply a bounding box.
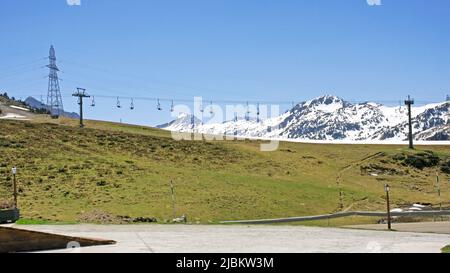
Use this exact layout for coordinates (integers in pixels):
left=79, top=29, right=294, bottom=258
left=46, top=45, right=64, bottom=118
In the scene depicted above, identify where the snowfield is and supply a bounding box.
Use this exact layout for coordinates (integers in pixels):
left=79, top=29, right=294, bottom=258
left=9, top=105, right=30, bottom=112
left=0, top=113, right=29, bottom=120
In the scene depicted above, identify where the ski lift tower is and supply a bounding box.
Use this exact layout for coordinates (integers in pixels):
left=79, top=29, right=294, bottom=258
left=46, top=45, right=64, bottom=118
left=72, top=88, right=90, bottom=128
left=404, top=95, right=415, bottom=149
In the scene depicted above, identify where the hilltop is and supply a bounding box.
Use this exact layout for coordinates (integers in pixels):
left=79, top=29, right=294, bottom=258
left=0, top=117, right=449, bottom=225
left=0, top=94, right=79, bottom=121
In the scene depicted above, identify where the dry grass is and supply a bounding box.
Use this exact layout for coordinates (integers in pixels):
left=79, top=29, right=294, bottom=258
left=1, top=117, right=449, bottom=225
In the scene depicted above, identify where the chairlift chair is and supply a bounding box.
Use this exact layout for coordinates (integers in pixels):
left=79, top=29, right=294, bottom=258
left=398, top=101, right=404, bottom=113
left=209, top=101, right=213, bottom=114
left=257, top=103, right=260, bottom=123
left=191, top=115, right=195, bottom=129
left=170, top=100, right=174, bottom=112
left=245, top=102, right=250, bottom=121
left=130, top=98, right=134, bottom=110
left=91, top=96, right=95, bottom=107
left=157, top=99, right=163, bottom=111
left=116, top=97, right=121, bottom=108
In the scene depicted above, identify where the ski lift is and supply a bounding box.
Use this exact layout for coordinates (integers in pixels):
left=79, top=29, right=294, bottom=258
left=91, top=96, right=95, bottom=107
left=191, top=115, right=195, bottom=130
left=245, top=101, right=250, bottom=121
left=116, top=97, right=121, bottom=108
left=130, top=98, right=134, bottom=110
left=170, top=100, right=174, bottom=112
left=398, top=101, right=404, bottom=113
left=257, top=102, right=260, bottom=123
left=157, top=99, right=162, bottom=111
left=209, top=101, right=214, bottom=114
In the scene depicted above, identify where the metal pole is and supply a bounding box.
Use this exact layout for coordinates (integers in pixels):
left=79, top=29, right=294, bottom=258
left=12, top=167, right=17, bottom=208
left=170, top=180, right=176, bottom=219
left=79, top=93, right=84, bottom=128
left=385, top=184, right=391, bottom=230
left=72, top=88, right=89, bottom=128
left=404, top=95, right=414, bottom=149
left=407, top=103, right=413, bottom=149
left=437, top=173, right=442, bottom=211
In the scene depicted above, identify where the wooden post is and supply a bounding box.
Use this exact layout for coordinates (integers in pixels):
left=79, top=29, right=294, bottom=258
left=170, top=180, right=176, bottom=219
left=385, top=184, right=391, bottom=230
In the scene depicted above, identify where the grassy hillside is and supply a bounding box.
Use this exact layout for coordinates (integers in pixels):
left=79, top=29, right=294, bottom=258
left=1, top=117, right=449, bottom=225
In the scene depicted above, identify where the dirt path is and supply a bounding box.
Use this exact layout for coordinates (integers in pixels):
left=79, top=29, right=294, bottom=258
left=336, top=152, right=385, bottom=211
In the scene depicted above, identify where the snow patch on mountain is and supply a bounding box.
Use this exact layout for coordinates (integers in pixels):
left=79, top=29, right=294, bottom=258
left=157, top=95, right=450, bottom=142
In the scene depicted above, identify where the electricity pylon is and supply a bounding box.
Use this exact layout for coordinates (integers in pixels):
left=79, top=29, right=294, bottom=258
left=46, top=45, right=64, bottom=118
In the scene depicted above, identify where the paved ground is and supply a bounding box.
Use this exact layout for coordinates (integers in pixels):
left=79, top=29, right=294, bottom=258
left=346, top=221, right=450, bottom=234
left=13, top=224, right=450, bottom=253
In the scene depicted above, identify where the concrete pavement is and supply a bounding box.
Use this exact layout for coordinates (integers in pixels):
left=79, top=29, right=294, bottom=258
left=14, top=224, right=450, bottom=253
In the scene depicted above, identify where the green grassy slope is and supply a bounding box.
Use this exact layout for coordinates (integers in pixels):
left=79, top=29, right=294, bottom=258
left=442, top=245, right=450, bottom=253
left=1, top=118, right=449, bottom=224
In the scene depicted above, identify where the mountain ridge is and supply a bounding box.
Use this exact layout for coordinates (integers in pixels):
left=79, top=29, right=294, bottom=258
left=158, top=95, right=450, bottom=141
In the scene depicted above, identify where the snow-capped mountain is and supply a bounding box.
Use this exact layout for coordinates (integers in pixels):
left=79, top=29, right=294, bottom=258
left=156, top=113, right=201, bottom=131
left=158, top=95, right=450, bottom=142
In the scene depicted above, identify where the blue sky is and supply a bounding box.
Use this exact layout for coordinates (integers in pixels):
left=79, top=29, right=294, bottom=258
left=1, top=0, right=449, bottom=126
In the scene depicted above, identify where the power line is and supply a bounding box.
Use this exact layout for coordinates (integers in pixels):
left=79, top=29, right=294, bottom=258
left=2, top=56, right=449, bottom=109
left=58, top=57, right=247, bottom=98
left=0, top=65, right=46, bottom=80
left=0, top=57, right=47, bottom=74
